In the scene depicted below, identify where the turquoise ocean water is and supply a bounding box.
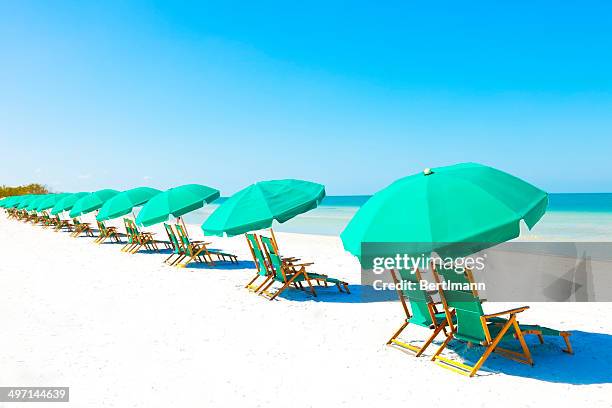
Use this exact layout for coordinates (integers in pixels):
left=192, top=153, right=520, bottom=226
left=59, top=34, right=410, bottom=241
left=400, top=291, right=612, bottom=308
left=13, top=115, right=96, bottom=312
left=184, top=193, right=612, bottom=240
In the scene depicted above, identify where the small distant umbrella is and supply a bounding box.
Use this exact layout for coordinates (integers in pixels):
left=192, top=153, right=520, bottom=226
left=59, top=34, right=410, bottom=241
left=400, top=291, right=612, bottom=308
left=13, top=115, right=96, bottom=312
left=202, top=179, right=325, bottom=236
left=136, top=184, right=219, bottom=227
left=6, top=195, right=28, bottom=209
left=0, top=196, right=18, bottom=208
left=340, top=162, right=548, bottom=259
left=26, top=194, right=51, bottom=211
left=16, top=195, right=39, bottom=210
left=37, top=193, right=70, bottom=212
left=97, top=187, right=161, bottom=221
left=51, top=192, right=89, bottom=216
left=69, top=189, right=120, bottom=218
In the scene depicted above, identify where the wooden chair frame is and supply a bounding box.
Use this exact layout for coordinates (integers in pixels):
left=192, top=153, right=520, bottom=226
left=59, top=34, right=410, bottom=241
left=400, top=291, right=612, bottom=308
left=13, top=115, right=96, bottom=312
left=430, top=263, right=572, bottom=377
left=387, top=268, right=453, bottom=357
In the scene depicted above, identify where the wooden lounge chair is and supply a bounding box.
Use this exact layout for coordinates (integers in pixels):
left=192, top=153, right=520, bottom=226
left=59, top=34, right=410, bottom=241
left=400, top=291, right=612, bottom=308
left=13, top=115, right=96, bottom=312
left=244, top=233, right=273, bottom=292
left=430, top=263, right=573, bottom=377
left=163, top=223, right=185, bottom=265
left=387, top=268, right=454, bottom=357
left=71, top=219, right=94, bottom=237
left=95, top=221, right=121, bottom=244
left=38, top=211, right=52, bottom=228
left=53, top=216, right=72, bottom=232
left=174, top=224, right=238, bottom=268
left=258, top=235, right=349, bottom=300
left=121, top=218, right=158, bottom=254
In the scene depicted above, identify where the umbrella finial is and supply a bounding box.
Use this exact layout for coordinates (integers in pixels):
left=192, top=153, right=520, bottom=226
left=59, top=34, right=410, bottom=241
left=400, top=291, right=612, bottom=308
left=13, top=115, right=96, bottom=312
left=423, top=168, right=433, bottom=176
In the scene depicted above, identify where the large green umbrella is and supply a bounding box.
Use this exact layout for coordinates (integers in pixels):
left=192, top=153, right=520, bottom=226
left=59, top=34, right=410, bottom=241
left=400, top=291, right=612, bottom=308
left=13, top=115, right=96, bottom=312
left=50, top=192, right=89, bottom=216
left=136, top=184, right=219, bottom=227
left=26, top=194, right=51, bottom=211
left=202, top=179, right=326, bottom=236
left=36, top=193, right=70, bottom=212
left=340, top=162, right=548, bottom=259
left=69, top=189, right=120, bottom=218
left=97, top=187, right=161, bottom=221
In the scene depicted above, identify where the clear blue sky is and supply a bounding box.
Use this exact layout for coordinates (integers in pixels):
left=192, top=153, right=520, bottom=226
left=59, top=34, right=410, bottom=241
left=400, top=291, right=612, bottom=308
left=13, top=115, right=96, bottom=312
left=1, top=1, right=611, bottom=194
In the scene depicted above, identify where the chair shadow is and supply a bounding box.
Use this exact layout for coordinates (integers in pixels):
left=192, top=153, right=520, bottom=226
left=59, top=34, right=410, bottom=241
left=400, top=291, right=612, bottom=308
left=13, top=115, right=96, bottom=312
left=434, top=330, right=612, bottom=384
left=184, top=260, right=256, bottom=270
left=279, top=284, right=397, bottom=303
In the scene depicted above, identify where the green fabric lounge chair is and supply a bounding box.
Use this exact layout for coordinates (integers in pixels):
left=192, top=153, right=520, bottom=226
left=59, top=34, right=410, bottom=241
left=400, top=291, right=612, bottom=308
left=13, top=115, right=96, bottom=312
left=71, top=219, right=94, bottom=238
left=37, top=211, right=52, bottom=228
left=121, top=218, right=139, bottom=252
left=173, top=224, right=238, bottom=268
left=258, top=236, right=349, bottom=300
left=430, top=264, right=573, bottom=377
left=95, top=221, right=121, bottom=244
left=244, top=233, right=273, bottom=292
left=387, top=268, right=454, bottom=357
left=122, top=218, right=158, bottom=254
left=163, top=223, right=186, bottom=265
left=53, top=216, right=72, bottom=232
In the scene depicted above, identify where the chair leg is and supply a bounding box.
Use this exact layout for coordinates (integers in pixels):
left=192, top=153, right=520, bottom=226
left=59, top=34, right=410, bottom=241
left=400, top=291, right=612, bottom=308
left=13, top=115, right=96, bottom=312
left=561, top=332, right=573, bottom=354
left=269, top=274, right=301, bottom=301
left=387, top=321, right=409, bottom=345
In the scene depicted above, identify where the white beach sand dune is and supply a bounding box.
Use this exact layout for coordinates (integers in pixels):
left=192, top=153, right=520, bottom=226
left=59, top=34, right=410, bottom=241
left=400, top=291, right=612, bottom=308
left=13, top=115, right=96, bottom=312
left=1, top=215, right=611, bottom=407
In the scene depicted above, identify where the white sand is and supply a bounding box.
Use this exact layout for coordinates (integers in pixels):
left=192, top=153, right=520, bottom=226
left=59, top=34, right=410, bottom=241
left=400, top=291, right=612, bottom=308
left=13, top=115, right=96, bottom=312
left=1, top=214, right=611, bottom=408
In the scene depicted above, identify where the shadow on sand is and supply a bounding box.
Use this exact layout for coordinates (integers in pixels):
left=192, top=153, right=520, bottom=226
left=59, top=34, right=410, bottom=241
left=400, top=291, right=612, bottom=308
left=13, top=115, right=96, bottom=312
left=184, top=260, right=256, bottom=270
left=279, top=284, right=397, bottom=303
left=420, top=330, right=612, bottom=384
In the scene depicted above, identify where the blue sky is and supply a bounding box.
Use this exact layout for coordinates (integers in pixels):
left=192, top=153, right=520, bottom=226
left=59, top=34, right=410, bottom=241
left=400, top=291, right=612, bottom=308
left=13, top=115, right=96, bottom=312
left=1, top=1, right=611, bottom=194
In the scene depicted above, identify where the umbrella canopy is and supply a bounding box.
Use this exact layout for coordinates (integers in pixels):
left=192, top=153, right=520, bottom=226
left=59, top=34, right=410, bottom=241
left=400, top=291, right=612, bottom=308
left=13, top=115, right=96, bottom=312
left=16, top=195, right=39, bottom=210
left=5, top=195, right=27, bottom=209
left=69, top=189, right=120, bottom=218
left=37, top=193, right=70, bottom=212
left=340, top=162, right=548, bottom=258
left=136, top=184, right=219, bottom=227
left=97, top=187, right=161, bottom=221
left=26, top=194, right=51, bottom=211
left=202, top=179, right=326, bottom=236
left=50, top=192, right=89, bottom=215
left=0, top=197, right=13, bottom=208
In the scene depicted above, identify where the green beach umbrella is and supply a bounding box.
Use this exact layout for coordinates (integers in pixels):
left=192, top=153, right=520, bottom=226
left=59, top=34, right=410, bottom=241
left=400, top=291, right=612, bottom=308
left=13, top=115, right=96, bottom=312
left=51, top=192, right=89, bottom=216
left=0, top=197, right=11, bottom=208
left=340, top=162, right=548, bottom=258
left=97, top=187, right=161, bottom=221
left=6, top=195, right=28, bottom=209
left=136, top=184, right=220, bottom=227
left=17, top=195, right=39, bottom=210
left=202, top=179, right=326, bottom=236
left=69, top=189, right=120, bottom=218
left=37, top=193, right=70, bottom=212
left=26, top=194, right=50, bottom=211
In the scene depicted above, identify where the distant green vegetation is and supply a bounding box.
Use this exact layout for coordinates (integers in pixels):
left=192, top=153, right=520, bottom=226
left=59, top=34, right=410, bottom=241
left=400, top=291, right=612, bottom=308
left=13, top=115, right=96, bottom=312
left=0, top=183, right=49, bottom=197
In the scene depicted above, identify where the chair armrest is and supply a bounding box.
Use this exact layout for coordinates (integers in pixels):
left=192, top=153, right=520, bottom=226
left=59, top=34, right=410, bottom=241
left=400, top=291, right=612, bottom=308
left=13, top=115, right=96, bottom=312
left=292, top=262, right=314, bottom=267
left=482, top=306, right=529, bottom=319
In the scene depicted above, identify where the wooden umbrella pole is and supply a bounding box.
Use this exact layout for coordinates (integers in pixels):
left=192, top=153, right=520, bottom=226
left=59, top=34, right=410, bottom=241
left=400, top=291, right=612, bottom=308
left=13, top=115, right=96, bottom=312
left=179, top=216, right=189, bottom=237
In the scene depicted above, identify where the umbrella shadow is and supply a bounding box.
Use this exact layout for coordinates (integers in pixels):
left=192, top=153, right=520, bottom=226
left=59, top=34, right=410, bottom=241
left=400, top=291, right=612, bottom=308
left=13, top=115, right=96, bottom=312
left=278, top=284, right=397, bottom=303
left=183, top=260, right=256, bottom=270
left=431, top=330, right=612, bottom=384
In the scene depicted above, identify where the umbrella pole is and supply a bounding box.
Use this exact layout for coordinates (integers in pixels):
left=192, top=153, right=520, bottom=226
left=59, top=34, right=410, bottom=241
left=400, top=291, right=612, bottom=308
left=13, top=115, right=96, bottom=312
left=270, top=228, right=279, bottom=253
left=179, top=216, right=189, bottom=237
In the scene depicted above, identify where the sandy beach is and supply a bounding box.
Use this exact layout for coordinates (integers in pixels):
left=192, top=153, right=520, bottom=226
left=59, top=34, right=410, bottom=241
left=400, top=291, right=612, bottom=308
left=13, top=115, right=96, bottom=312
left=1, top=213, right=611, bottom=407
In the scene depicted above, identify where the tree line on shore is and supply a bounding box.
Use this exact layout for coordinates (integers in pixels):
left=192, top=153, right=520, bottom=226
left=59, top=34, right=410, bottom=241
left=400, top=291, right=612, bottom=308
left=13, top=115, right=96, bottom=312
left=0, top=183, right=49, bottom=197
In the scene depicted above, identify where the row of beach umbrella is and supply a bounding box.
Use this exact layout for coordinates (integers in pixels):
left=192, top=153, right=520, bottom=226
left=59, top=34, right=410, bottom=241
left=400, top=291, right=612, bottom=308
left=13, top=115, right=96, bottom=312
left=1, top=163, right=548, bottom=259
left=0, top=179, right=327, bottom=237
